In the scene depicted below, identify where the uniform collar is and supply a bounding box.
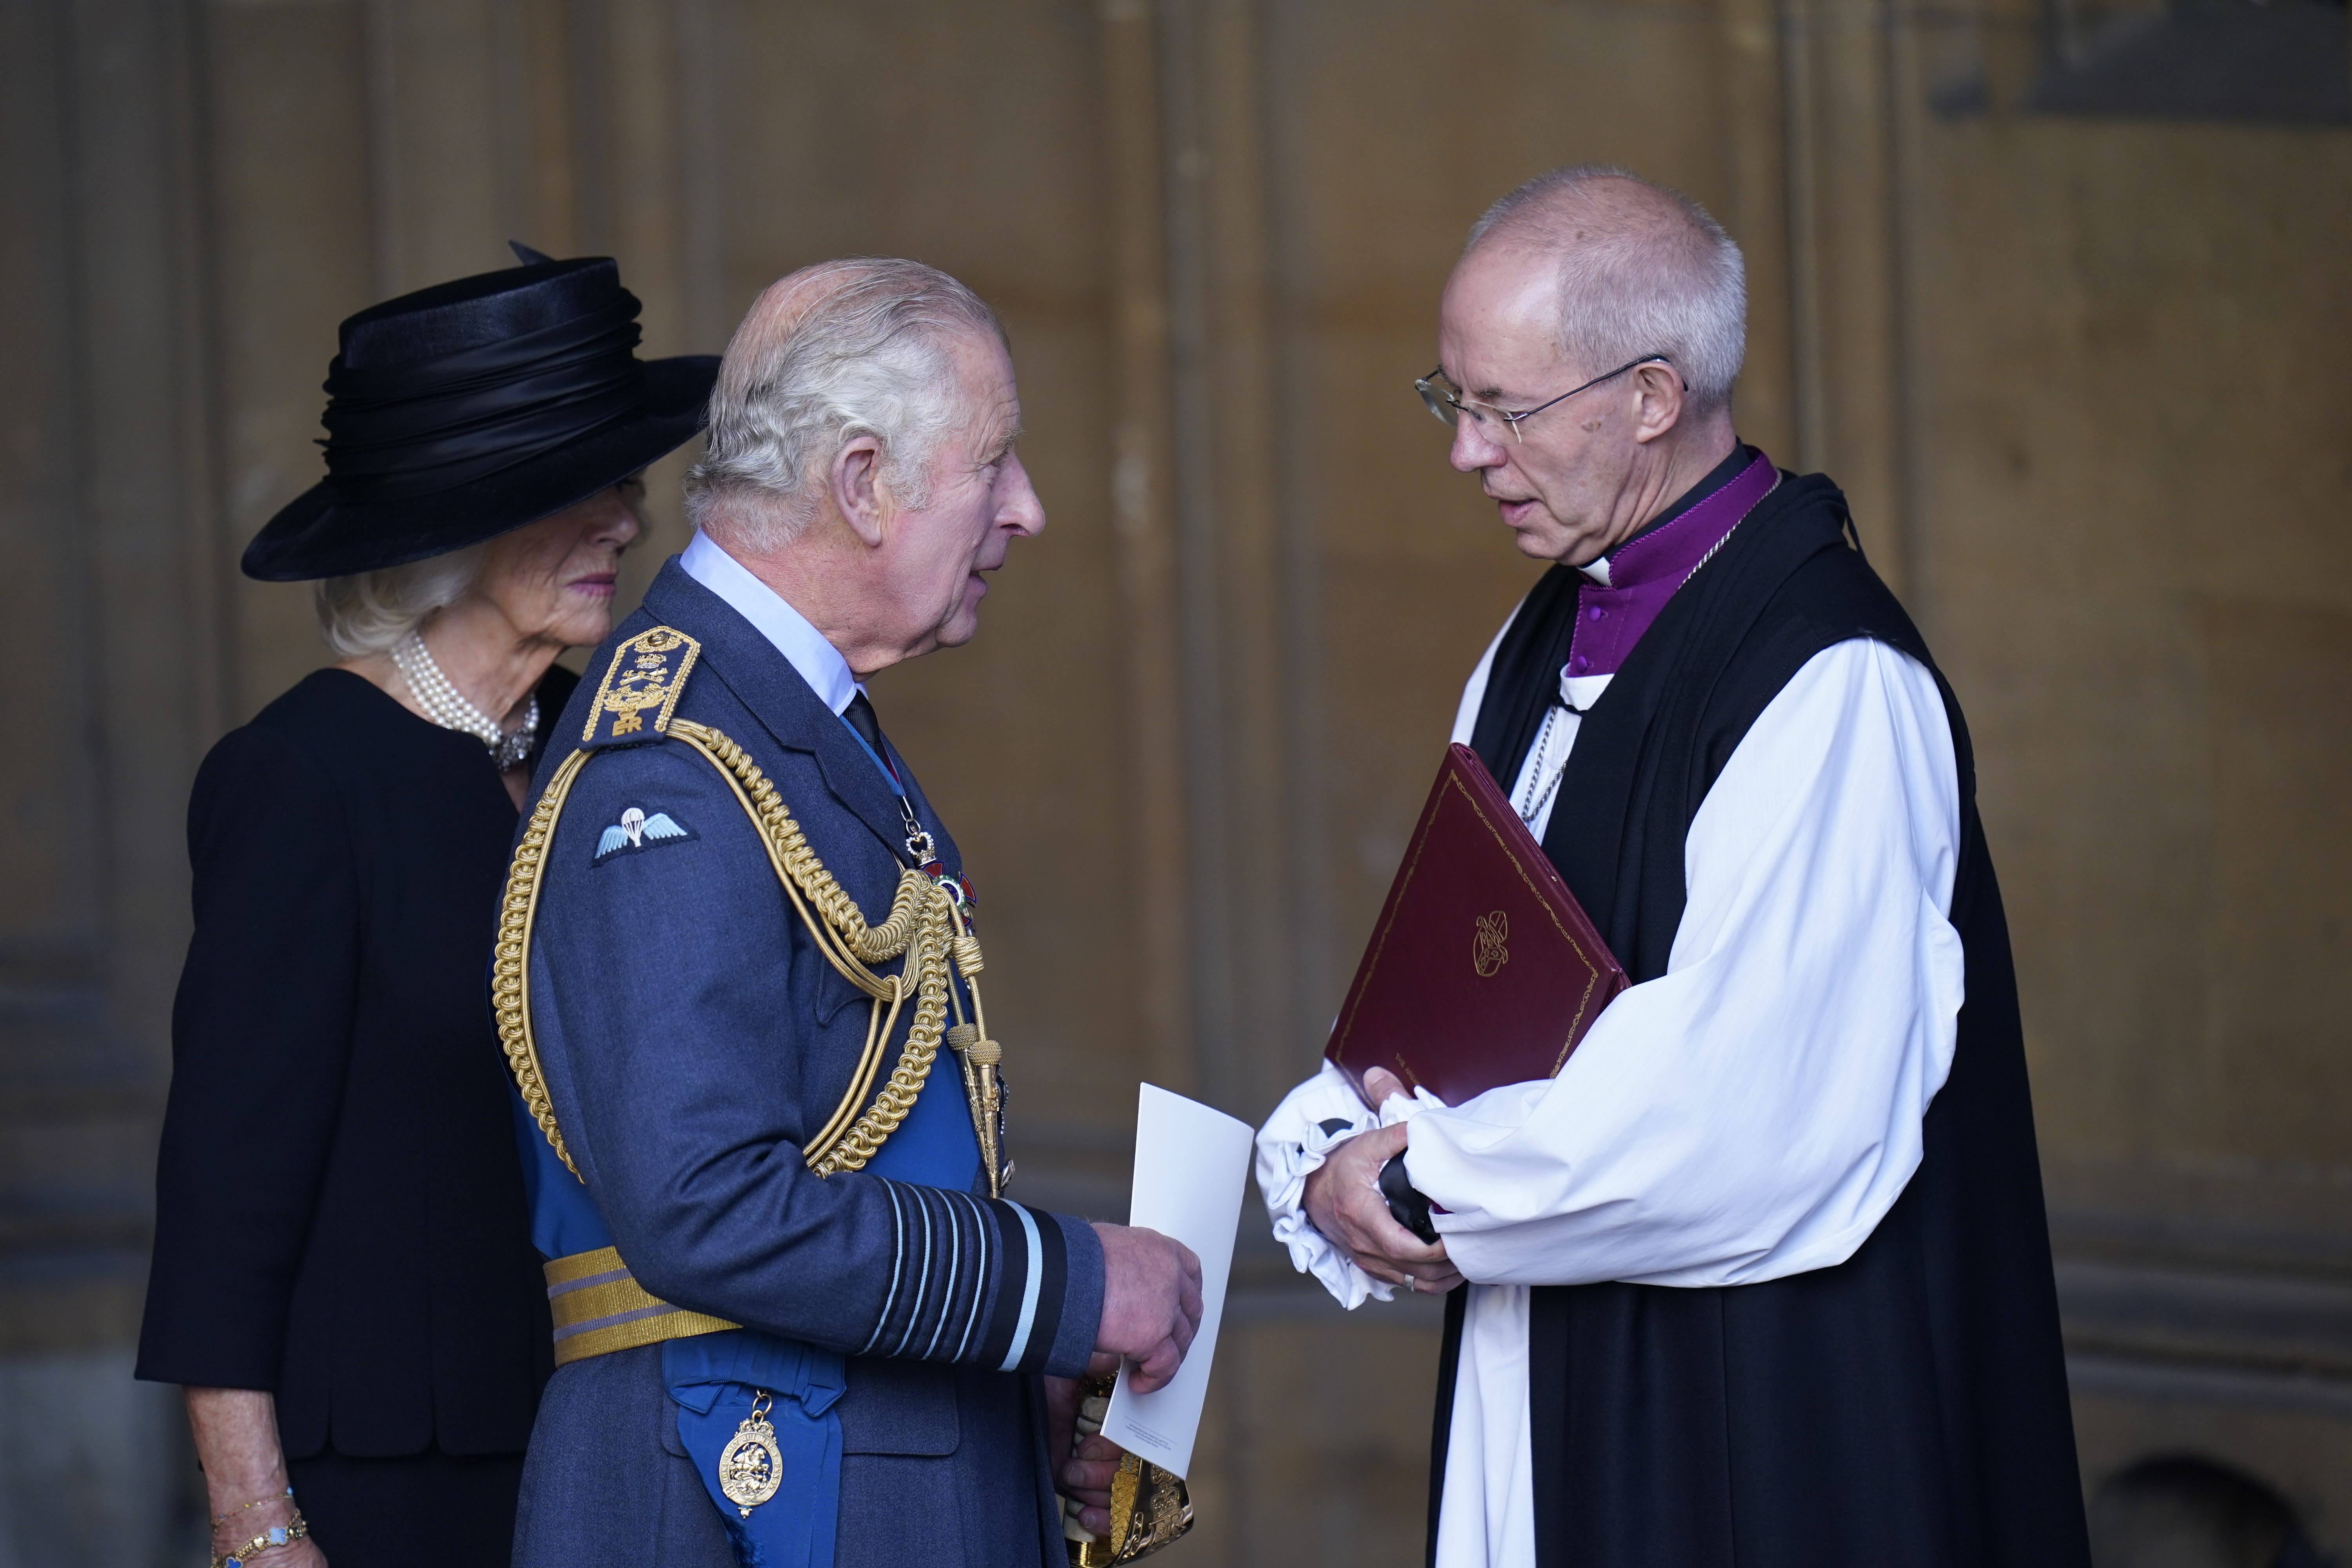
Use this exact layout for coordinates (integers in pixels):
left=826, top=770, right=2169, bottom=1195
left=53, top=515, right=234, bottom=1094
left=679, top=530, right=862, bottom=717
left=639, top=558, right=916, bottom=863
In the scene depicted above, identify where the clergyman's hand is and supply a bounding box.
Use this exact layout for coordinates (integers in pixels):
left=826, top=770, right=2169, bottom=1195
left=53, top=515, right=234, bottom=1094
left=1090, top=1223, right=1203, bottom=1394
left=1301, top=1084, right=1463, bottom=1295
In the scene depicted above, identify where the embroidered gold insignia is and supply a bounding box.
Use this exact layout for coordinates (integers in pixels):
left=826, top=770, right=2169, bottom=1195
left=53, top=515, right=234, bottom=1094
left=583, top=626, right=700, bottom=747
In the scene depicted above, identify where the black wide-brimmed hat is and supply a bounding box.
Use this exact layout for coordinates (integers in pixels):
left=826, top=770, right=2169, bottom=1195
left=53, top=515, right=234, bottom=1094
left=243, top=246, right=719, bottom=581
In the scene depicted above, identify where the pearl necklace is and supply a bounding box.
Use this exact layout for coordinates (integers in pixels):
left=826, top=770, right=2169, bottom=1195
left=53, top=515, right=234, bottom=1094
left=393, top=630, right=539, bottom=770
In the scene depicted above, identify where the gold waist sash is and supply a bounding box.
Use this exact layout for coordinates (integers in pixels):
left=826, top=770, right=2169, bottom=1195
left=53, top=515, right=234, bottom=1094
left=545, top=1246, right=737, bottom=1367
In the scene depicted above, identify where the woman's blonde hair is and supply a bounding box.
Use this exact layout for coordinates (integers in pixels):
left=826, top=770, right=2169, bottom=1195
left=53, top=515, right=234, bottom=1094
left=312, top=543, right=488, bottom=658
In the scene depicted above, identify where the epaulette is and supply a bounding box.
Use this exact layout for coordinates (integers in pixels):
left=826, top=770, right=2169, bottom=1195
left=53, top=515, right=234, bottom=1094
left=581, top=625, right=701, bottom=749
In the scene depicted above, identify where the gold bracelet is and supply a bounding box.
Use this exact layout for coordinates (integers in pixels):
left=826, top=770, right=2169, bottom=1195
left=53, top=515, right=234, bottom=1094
left=209, top=1488, right=294, bottom=1528
left=210, top=1508, right=307, bottom=1568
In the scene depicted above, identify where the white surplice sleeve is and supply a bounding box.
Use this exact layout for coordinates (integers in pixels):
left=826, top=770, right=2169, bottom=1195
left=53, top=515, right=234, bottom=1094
left=1402, top=637, right=1964, bottom=1288
left=1254, top=1060, right=1444, bottom=1308
left=1255, top=602, right=1521, bottom=1312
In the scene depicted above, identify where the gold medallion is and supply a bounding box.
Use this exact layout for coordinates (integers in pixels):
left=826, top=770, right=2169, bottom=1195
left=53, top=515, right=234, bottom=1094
left=719, top=1390, right=784, bottom=1517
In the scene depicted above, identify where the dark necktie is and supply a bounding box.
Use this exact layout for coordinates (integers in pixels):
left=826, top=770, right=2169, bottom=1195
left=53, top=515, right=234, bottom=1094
left=843, top=691, right=888, bottom=765
left=846, top=691, right=935, bottom=862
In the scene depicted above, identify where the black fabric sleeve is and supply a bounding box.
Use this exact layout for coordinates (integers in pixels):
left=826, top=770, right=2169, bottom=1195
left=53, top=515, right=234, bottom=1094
left=136, top=725, right=361, bottom=1389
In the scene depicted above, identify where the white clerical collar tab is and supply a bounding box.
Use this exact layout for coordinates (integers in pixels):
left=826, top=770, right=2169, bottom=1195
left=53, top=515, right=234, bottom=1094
left=678, top=531, right=860, bottom=716
left=1559, top=670, right=1614, bottom=711
left=1579, top=555, right=1613, bottom=587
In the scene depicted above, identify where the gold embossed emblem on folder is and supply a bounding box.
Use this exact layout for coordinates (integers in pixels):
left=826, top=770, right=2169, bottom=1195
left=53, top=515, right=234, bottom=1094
left=1473, top=909, right=1510, bottom=977
left=1325, top=744, right=1628, bottom=1108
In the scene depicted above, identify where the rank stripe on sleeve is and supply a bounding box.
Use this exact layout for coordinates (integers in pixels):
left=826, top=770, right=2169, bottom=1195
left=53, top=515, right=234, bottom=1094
left=860, top=1180, right=1005, bottom=1366
left=981, top=1199, right=1067, bottom=1375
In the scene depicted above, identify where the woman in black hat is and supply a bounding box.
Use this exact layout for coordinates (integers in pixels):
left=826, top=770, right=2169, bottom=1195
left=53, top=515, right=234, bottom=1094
left=135, top=251, right=717, bottom=1568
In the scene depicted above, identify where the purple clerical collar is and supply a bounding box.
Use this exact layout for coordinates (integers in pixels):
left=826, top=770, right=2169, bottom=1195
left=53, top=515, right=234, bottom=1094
left=1564, top=449, right=1779, bottom=679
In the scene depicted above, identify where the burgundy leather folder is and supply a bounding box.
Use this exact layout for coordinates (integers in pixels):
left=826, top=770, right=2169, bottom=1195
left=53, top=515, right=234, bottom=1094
left=1325, top=744, right=1628, bottom=1109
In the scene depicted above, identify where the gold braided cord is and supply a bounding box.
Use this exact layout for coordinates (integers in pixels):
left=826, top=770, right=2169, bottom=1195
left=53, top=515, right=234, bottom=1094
left=815, top=899, right=951, bottom=1173
left=665, top=720, right=953, bottom=1174
left=668, top=722, right=933, bottom=969
left=492, top=720, right=984, bottom=1185
left=663, top=725, right=906, bottom=999
left=815, top=978, right=904, bottom=1159
left=493, top=748, right=594, bottom=1177
left=942, top=901, right=999, bottom=1191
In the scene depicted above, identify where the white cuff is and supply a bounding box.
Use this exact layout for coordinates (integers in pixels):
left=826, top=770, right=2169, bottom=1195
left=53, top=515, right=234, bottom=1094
left=1253, top=1061, right=1441, bottom=1310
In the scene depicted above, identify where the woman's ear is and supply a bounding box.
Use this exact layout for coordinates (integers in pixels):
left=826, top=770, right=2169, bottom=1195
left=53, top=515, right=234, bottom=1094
left=832, top=436, right=889, bottom=546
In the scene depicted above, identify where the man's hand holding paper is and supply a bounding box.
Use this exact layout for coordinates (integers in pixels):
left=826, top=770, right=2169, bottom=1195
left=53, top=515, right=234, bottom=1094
left=1047, top=1225, right=1202, bottom=1536
left=1092, top=1222, right=1205, bottom=1394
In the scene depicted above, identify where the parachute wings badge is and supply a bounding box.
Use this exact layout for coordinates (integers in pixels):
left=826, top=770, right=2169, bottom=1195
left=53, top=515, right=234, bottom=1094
left=592, top=806, right=697, bottom=864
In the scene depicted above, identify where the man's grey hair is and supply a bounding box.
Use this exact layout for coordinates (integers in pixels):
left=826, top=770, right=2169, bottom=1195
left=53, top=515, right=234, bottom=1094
left=1466, top=165, right=1746, bottom=415
left=684, top=257, right=1007, bottom=552
left=313, top=544, right=487, bottom=658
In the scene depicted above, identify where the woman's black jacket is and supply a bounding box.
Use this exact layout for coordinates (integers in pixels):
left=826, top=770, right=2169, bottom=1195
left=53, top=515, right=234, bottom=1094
left=136, top=666, right=573, bottom=1457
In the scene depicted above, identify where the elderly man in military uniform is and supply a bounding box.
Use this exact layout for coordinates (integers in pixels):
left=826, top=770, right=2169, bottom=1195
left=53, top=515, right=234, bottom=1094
left=499, top=257, right=1201, bottom=1568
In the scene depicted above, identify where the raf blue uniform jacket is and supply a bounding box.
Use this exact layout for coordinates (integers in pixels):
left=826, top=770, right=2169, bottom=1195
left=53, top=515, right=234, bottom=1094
left=510, top=560, right=1102, bottom=1568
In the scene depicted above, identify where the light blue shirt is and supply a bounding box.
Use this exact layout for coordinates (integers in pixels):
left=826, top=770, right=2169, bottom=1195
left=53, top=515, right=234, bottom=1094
left=678, top=530, right=862, bottom=717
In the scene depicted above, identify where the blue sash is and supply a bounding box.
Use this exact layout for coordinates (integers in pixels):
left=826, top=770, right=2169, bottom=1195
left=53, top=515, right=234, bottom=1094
left=666, top=1333, right=844, bottom=1568
left=513, top=1027, right=979, bottom=1567
left=512, top=716, right=983, bottom=1565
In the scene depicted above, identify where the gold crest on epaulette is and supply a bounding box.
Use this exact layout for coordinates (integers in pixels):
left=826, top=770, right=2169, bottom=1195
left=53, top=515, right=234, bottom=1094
left=583, top=626, right=701, bottom=747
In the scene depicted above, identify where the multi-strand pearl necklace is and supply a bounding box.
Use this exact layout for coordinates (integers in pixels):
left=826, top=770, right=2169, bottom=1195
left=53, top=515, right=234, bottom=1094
left=393, top=629, right=539, bottom=770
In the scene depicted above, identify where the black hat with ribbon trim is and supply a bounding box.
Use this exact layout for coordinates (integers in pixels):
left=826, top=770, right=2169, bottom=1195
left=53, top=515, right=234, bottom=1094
left=242, top=245, right=720, bottom=581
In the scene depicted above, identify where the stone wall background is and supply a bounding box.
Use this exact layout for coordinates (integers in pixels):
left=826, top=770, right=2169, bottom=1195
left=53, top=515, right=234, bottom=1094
left=0, top=1, right=2345, bottom=1562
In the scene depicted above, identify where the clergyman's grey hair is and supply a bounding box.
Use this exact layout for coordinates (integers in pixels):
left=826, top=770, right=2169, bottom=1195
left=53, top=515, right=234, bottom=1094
left=313, top=543, right=488, bottom=658
left=1466, top=165, right=1747, bottom=415
left=684, top=258, right=1007, bottom=552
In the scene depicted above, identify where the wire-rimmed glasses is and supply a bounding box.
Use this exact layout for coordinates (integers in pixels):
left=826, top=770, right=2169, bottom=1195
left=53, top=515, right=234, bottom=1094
left=1414, top=355, right=1673, bottom=443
